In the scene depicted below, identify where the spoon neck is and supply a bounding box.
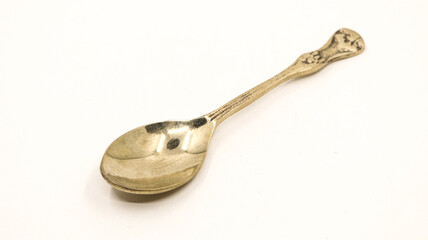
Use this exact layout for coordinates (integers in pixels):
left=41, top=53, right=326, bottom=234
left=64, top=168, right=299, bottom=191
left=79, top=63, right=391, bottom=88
left=205, top=67, right=297, bottom=125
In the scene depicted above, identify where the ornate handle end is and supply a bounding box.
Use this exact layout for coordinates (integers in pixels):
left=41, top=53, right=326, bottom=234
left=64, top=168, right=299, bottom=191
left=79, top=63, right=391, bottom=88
left=292, top=28, right=365, bottom=76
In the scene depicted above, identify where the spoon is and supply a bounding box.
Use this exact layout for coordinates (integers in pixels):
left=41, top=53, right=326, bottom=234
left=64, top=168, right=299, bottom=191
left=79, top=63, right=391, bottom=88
left=100, top=28, right=365, bottom=194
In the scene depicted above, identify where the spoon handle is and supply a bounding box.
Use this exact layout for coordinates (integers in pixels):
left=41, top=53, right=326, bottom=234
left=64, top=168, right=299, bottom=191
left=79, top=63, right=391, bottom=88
left=206, top=28, right=365, bottom=125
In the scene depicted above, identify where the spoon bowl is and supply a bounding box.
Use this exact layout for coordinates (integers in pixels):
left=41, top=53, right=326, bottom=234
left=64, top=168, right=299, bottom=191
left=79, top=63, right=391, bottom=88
left=101, top=117, right=215, bottom=194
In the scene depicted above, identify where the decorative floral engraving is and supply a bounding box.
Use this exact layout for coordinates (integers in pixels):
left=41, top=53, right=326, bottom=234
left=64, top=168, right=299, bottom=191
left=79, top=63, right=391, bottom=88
left=301, top=29, right=364, bottom=65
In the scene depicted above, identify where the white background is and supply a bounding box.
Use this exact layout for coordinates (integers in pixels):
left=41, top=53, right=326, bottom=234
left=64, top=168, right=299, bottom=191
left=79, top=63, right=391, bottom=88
left=1, top=0, right=427, bottom=239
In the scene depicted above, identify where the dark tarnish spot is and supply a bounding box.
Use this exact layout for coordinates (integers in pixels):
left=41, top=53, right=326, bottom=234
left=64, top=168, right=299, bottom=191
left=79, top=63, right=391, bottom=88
left=167, top=139, right=180, bottom=150
left=145, top=122, right=165, bottom=133
left=356, top=44, right=362, bottom=51
left=343, top=33, right=351, bottom=43
left=192, top=118, right=207, bottom=128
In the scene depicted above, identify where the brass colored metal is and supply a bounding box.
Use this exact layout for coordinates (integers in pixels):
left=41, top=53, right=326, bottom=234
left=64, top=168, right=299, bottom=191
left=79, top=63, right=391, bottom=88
left=100, top=28, right=365, bottom=194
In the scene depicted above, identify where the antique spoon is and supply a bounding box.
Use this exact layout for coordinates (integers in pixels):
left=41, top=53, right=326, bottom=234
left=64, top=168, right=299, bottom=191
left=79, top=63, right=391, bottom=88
left=101, top=28, right=365, bottom=194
